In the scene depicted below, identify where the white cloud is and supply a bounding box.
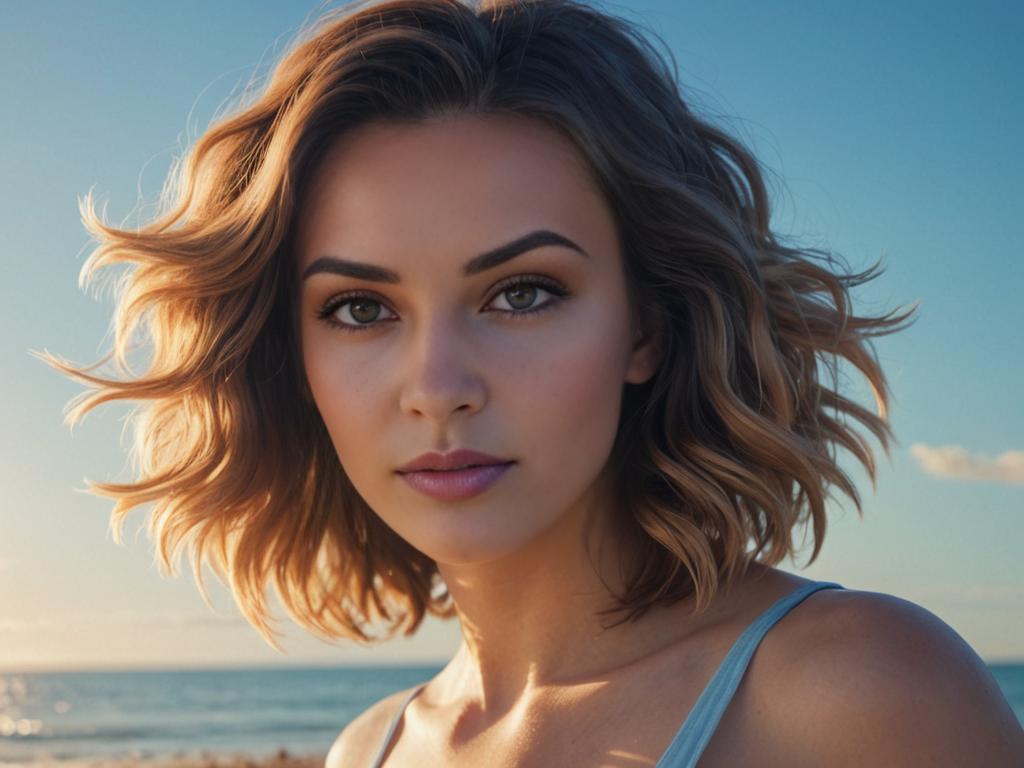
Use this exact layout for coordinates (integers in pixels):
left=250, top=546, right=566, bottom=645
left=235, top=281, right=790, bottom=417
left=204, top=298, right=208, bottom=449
left=910, top=443, right=1024, bottom=485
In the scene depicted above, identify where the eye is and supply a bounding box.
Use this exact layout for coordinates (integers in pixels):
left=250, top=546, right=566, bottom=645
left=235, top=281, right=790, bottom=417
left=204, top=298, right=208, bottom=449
left=317, top=293, right=398, bottom=332
left=315, top=275, right=570, bottom=334
left=488, top=276, right=567, bottom=316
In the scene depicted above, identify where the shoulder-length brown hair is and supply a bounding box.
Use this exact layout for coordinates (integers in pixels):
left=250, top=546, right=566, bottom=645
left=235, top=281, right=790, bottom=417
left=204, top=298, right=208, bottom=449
left=37, top=0, right=916, bottom=650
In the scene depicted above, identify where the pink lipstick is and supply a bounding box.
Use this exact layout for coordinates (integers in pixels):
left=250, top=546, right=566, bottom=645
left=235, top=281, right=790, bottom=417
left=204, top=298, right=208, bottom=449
left=398, top=462, right=514, bottom=501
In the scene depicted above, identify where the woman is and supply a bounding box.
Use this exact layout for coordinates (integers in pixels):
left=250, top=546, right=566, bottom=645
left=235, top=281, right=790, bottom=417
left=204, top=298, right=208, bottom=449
left=42, top=0, right=1022, bottom=765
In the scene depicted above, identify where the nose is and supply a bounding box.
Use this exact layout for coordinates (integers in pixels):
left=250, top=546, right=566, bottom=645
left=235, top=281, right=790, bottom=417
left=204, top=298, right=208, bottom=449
left=397, top=317, right=486, bottom=421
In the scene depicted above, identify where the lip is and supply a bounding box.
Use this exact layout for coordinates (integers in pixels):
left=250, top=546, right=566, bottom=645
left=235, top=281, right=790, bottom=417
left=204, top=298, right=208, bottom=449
left=399, top=463, right=515, bottom=501
left=396, top=448, right=512, bottom=474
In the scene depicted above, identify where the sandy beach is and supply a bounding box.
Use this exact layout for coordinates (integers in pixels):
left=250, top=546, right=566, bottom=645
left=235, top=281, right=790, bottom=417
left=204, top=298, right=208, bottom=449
left=8, top=749, right=327, bottom=768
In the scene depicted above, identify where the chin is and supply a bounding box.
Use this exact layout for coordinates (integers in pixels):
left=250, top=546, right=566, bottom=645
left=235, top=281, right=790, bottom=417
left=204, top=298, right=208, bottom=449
left=418, top=534, right=532, bottom=567
left=400, top=515, right=545, bottom=568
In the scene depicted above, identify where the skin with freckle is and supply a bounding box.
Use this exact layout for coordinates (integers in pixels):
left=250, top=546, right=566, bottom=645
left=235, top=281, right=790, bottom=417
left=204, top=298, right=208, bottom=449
left=297, top=114, right=663, bottom=568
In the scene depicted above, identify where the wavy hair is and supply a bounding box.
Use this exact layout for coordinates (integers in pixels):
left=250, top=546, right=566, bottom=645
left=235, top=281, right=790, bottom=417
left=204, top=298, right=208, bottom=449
left=36, top=0, right=917, bottom=650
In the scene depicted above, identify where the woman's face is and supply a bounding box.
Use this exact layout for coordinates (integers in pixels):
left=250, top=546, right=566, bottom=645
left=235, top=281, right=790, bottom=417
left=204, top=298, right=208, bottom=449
left=297, top=114, right=661, bottom=566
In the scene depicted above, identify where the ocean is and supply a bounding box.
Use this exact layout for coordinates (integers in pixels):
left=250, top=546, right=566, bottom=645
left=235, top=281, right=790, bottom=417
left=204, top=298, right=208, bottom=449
left=0, top=665, right=440, bottom=763
left=1, top=663, right=1021, bottom=763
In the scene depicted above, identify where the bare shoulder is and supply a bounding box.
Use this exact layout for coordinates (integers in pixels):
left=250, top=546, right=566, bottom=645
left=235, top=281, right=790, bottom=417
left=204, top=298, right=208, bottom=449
left=325, top=684, right=420, bottom=768
left=770, top=587, right=1024, bottom=766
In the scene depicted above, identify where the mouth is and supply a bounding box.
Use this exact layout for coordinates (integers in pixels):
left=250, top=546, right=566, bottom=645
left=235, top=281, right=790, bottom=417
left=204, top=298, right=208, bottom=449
left=408, top=463, right=511, bottom=473
left=396, top=448, right=515, bottom=475
left=397, top=462, right=515, bottom=501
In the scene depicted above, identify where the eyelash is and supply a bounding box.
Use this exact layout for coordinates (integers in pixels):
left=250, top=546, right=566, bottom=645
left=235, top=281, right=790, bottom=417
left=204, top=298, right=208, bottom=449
left=315, top=275, right=570, bottom=334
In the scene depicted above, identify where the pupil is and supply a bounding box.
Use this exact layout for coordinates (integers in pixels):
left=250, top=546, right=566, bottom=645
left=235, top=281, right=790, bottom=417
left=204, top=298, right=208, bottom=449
left=508, top=285, right=535, bottom=309
left=351, top=299, right=379, bottom=323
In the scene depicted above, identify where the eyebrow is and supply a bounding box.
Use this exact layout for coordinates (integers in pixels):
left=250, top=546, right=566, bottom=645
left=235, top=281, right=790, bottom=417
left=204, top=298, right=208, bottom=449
left=301, top=229, right=589, bottom=283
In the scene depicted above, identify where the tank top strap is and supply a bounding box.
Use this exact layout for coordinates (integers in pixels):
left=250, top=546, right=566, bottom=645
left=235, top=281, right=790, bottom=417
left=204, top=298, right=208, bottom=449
left=369, top=682, right=427, bottom=768
left=370, top=581, right=844, bottom=768
left=655, top=580, right=845, bottom=768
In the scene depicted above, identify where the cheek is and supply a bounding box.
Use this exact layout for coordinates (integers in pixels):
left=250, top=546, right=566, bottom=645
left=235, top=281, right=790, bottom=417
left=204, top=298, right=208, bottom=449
left=502, top=303, right=632, bottom=504
left=301, top=334, right=380, bottom=468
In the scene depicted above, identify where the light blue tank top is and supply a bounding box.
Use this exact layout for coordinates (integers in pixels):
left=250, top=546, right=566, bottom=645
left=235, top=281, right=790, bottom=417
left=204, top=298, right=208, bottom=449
left=369, top=580, right=844, bottom=767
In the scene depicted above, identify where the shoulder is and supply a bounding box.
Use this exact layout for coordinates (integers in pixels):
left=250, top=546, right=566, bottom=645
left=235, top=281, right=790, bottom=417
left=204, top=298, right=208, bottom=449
left=325, top=684, right=420, bottom=768
left=768, top=587, right=1023, bottom=766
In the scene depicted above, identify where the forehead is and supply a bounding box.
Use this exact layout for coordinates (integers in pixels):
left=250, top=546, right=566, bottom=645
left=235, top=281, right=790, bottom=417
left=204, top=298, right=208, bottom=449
left=295, top=114, right=616, bottom=271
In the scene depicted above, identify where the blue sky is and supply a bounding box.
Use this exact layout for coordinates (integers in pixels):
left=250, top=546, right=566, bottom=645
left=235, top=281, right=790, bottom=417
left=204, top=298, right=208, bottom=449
left=1, top=0, right=1021, bottom=671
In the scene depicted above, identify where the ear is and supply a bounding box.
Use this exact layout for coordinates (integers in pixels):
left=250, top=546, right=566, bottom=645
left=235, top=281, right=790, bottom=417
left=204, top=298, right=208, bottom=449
left=624, top=310, right=666, bottom=385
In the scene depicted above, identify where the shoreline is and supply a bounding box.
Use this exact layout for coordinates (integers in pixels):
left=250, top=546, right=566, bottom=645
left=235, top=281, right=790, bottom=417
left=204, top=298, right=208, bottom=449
left=2, top=749, right=327, bottom=768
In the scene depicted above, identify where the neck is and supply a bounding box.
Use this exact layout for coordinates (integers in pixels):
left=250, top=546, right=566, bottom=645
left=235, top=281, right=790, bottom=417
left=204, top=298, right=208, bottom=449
left=433, top=471, right=730, bottom=715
